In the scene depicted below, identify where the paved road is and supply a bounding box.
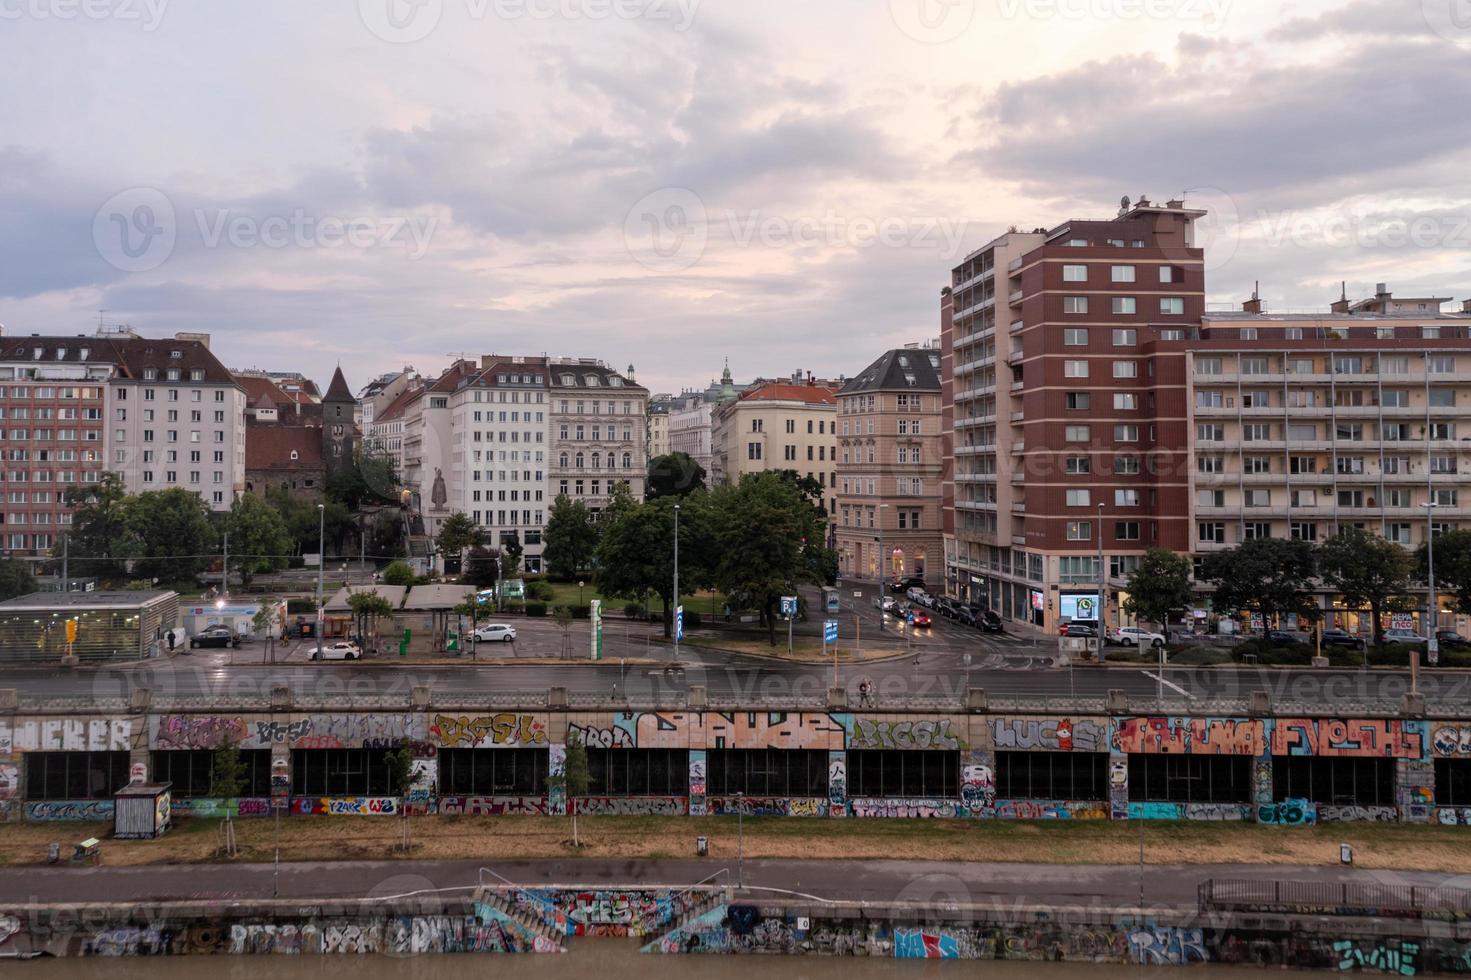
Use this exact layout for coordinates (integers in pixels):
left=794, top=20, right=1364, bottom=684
left=0, top=857, right=1454, bottom=908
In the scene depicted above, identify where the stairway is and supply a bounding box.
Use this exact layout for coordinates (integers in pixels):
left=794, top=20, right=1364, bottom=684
left=473, top=889, right=567, bottom=953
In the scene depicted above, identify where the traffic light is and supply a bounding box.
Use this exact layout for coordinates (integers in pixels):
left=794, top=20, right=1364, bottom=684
left=65, top=618, right=78, bottom=643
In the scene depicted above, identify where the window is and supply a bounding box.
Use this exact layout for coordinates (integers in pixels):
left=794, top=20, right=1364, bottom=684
left=437, top=749, right=548, bottom=795
left=587, top=749, right=689, bottom=795
left=1159, top=266, right=1177, bottom=282
left=708, top=750, right=830, bottom=796
left=1197, top=456, right=1223, bottom=474
left=1063, top=264, right=1087, bottom=282
left=1243, top=423, right=1270, bottom=442
left=1112, top=328, right=1136, bottom=346
left=1381, top=356, right=1410, bottom=375
left=849, top=751, right=957, bottom=798
left=1240, top=356, right=1270, bottom=375
left=23, top=751, right=130, bottom=800
left=152, top=749, right=272, bottom=797
left=1129, top=755, right=1251, bottom=803
left=1198, top=522, right=1226, bottom=543
left=1197, top=424, right=1224, bottom=442
left=1244, top=456, right=1271, bottom=474
left=1111, top=297, right=1136, bottom=315
left=1245, top=489, right=1271, bottom=507
left=996, top=753, right=1107, bottom=800
left=1110, top=265, right=1135, bottom=283
left=1113, top=392, right=1136, bottom=410
left=1114, top=521, right=1140, bottom=541
left=1065, top=392, right=1090, bottom=410
left=1064, top=360, right=1089, bottom=378
left=1112, top=361, right=1137, bottom=379
left=1064, top=425, right=1090, bottom=442
left=1196, top=391, right=1223, bottom=408
left=1195, top=358, right=1223, bottom=376
left=1429, top=355, right=1456, bottom=374
left=1198, top=489, right=1225, bottom=507
left=1065, top=456, right=1090, bottom=474
left=1273, top=757, right=1395, bottom=807
left=1065, top=489, right=1091, bottom=507
left=1114, top=456, right=1140, bottom=475
left=1114, top=489, right=1140, bottom=508
left=1066, top=521, right=1092, bottom=541
left=1063, top=296, right=1088, bottom=314
left=1063, top=328, right=1089, bottom=346
left=1291, top=522, right=1318, bottom=541
left=1159, top=298, right=1184, bottom=315
left=1113, top=424, right=1139, bottom=442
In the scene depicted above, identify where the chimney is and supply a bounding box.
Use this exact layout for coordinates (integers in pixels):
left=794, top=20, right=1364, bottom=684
left=1242, top=281, right=1264, bottom=314
left=1165, top=198, right=1184, bottom=209
left=1376, top=283, right=1390, bottom=298
left=1330, top=281, right=1351, bottom=314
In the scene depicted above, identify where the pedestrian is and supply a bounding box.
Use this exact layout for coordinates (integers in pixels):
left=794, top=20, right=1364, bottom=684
left=858, top=680, right=872, bottom=706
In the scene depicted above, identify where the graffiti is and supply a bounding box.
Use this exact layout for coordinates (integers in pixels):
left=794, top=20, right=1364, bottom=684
left=850, top=717, right=963, bottom=750
left=548, top=743, right=566, bottom=816
left=1257, top=799, right=1317, bottom=826
left=1112, top=717, right=1265, bottom=755
left=1127, top=802, right=1182, bottom=820
left=574, top=796, right=685, bottom=816
left=438, top=796, right=548, bottom=816
left=1271, top=718, right=1425, bottom=758
left=1332, top=938, right=1420, bottom=974
left=1128, top=926, right=1206, bottom=965
left=828, top=752, right=847, bottom=815
left=5, top=717, right=133, bottom=752
left=961, top=764, right=995, bottom=813
left=291, top=797, right=398, bottom=816
left=0, top=764, right=17, bottom=799
left=513, top=888, right=694, bottom=938
left=1254, top=757, right=1274, bottom=804
left=1433, top=725, right=1471, bottom=757
left=153, top=715, right=246, bottom=750
left=229, top=923, right=312, bottom=954
left=169, top=797, right=271, bottom=819
left=89, top=927, right=171, bottom=956
left=569, top=723, right=634, bottom=750
left=706, top=712, right=849, bottom=750
left=1184, top=803, right=1249, bottom=821
left=895, top=927, right=989, bottom=958
left=321, top=924, right=380, bottom=953
left=0, top=914, right=18, bottom=947
left=1317, top=804, right=1398, bottom=823
left=688, top=751, right=707, bottom=815
left=26, top=799, right=114, bottom=821
left=992, top=717, right=1104, bottom=752
left=254, top=719, right=313, bottom=744
left=431, top=713, right=547, bottom=748
left=849, top=798, right=964, bottom=818
left=994, top=799, right=1107, bottom=820
left=1435, top=807, right=1471, bottom=826
left=393, top=913, right=550, bottom=953
left=364, top=737, right=437, bottom=755
left=707, top=797, right=823, bottom=817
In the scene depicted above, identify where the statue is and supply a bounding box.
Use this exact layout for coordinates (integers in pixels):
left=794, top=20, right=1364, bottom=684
left=431, top=467, right=448, bottom=510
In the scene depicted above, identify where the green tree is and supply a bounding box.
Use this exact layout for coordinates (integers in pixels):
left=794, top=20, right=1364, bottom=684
left=436, top=511, right=478, bottom=562
left=463, top=545, right=502, bottom=591
left=646, top=452, right=706, bottom=500
left=552, top=604, right=574, bottom=658
left=0, top=558, right=37, bottom=601
left=1322, top=526, right=1414, bottom=647
left=1418, top=529, right=1471, bottom=617
left=596, top=494, right=711, bottom=637
left=327, top=449, right=400, bottom=509
left=1122, top=548, right=1195, bottom=635
left=1200, top=538, right=1319, bottom=639
left=555, top=730, right=592, bottom=847
left=711, top=472, right=836, bottom=645
left=223, top=492, right=292, bottom=586
left=347, top=590, right=396, bottom=652
left=543, top=494, right=598, bottom=580
left=125, top=488, right=218, bottom=584
left=380, top=560, right=416, bottom=587
left=385, top=745, right=414, bottom=797
left=209, top=736, right=247, bottom=800
left=62, top=473, right=133, bottom=579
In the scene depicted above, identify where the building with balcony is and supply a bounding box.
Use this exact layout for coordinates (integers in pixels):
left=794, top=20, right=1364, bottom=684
left=709, top=375, right=839, bottom=501
left=547, top=359, right=648, bottom=522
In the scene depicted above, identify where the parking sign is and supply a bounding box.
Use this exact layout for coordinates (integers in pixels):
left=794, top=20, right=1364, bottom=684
left=780, top=595, right=798, bottom=618
left=824, top=620, right=838, bottom=643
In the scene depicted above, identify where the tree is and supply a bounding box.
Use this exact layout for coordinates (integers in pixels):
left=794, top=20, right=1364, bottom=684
left=0, top=559, right=36, bottom=601
left=552, top=605, right=574, bottom=659
left=499, top=533, right=523, bottom=578
left=209, top=736, right=247, bottom=800
left=385, top=745, right=414, bottom=797
left=62, top=473, right=133, bottom=579
left=327, top=449, right=400, bottom=509
left=554, top=730, right=591, bottom=848
left=1123, top=548, right=1195, bottom=634
left=646, top=452, right=706, bottom=500
left=1419, top=529, right=1471, bottom=617
left=381, top=560, right=416, bottom=587
left=596, top=494, right=712, bottom=637
left=711, top=472, right=836, bottom=645
left=543, top=494, right=598, bottom=580
left=223, top=492, right=292, bottom=586
left=125, top=488, right=218, bottom=584
left=347, top=590, right=396, bottom=653
left=1200, top=538, right=1318, bottom=639
left=437, top=512, right=478, bottom=562
left=463, top=545, right=502, bottom=591
left=1322, top=526, right=1414, bottom=647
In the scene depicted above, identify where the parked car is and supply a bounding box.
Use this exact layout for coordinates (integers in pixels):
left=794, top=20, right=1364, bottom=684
left=976, top=609, right=1004, bottom=633
left=1384, top=629, right=1428, bottom=647
left=905, top=587, right=930, bottom=605
left=1109, top=626, right=1167, bottom=648
left=1061, top=620, right=1098, bottom=639
left=474, top=623, right=518, bottom=643
left=1266, top=630, right=1310, bottom=647
left=1320, top=628, right=1366, bottom=650
left=874, top=595, right=899, bottom=615
left=189, top=625, right=238, bottom=649
left=311, top=640, right=362, bottom=661
left=933, top=597, right=958, bottom=619
left=1436, top=630, right=1471, bottom=649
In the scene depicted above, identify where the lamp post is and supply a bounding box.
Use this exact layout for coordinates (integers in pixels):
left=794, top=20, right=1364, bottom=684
left=1425, top=500, right=1439, bottom=679
left=673, top=503, right=680, bottom=662
left=875, top=503, right=889, bottom=631
left=1096, top=502, right=1105, bottom=665
left=315, top=503, right=325, bottom=659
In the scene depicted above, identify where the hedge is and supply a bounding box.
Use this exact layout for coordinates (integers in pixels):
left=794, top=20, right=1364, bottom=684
left=525, top=603, right=547, bottom=617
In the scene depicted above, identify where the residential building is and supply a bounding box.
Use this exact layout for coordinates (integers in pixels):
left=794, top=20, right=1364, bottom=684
left=835, top=344, right=944, bottom=582
left=709, top=374, right=839, bottom=503
left=548, top=358, right=648, bottom=520
left=669, top=362, right=748, bottom=477
left=237, top=366, right=356, bottom=501
left=647, top=393, right=672, bottom=461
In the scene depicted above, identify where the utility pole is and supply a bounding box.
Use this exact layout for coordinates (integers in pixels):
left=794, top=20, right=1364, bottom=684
left=1426, top=500, right=1439, bottom=679
left=673, top=503, right=680, bottom=662
left=315, top=504, right=325, bottom=658
left=1096, top=502, right=1105, bottom=665
left=222, top=531, right=229, bottom=601
left=61, top=534, right=68, bottom=590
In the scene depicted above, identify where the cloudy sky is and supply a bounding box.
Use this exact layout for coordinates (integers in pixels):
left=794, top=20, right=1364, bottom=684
left=2, top=0, right=1469, bottom=397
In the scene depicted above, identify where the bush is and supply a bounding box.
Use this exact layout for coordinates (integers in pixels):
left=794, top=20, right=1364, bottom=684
left=525, top=603, right=547, bottom=617
left=286, top=597, right=316, bottom=614
left=684, top=610, right=702, bottom=629
left=527, top=580, right=555, bottom=602
left=380, top=560, right=416, bottom=587
left=623, top=602, right=645, bottom=620
left=1231, top=638, right=1313, bottom=666
left=571, top=606, right=590, bottom=619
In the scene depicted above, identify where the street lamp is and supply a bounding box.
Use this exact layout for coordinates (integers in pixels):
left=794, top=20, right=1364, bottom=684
left=673, top=503, right=680, bottom=662
left=1426, top=500, right=1440, bottom=675
left=1096, top=502, right=1105, bottom=665
left=875, top=503, right=889, bottom=631
left=315, top=503, right=325, bottom=659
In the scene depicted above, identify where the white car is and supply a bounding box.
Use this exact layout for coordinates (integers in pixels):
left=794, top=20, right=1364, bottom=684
left=474, top=623, right=517, bottom=643
left=311, top=640, right=362, bottom=661
left=1110, top=626, right=1167, bottom=648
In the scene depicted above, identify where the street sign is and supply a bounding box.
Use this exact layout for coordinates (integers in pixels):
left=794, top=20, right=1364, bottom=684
left=824, top=620, right=838, bottom=643
left=780, top=595, right=798, bottom=618
left=851, top=590, right=862, bottom=598
left=1429, top=637, right=1440, bottom=666
left=676, top=604, right=685, bottom=642
left=446, top=626, right=459, bottom=653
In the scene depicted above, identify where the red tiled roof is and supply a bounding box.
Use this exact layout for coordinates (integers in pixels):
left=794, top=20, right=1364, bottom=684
left=737, top=382, right=838, bottom=405
left=245, top=424, right=323, bottom=471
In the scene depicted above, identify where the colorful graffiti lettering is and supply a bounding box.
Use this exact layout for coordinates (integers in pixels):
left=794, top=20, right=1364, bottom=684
left=1332, top=938, right=1419, bottom=974
left=169, top=797, right=271, bottom=819
left=438, top=796, right=549, bottom=816
left=569, top=723, right=634, bottom=749
left=1316, top=804, right=1398, bottom=822
left=253, top=719, right=313, bottom=744
left=828, top=752, right=847, bottom=816
left=291, top=797, right=398, bottom=815
left=5, top=718, right=133, bottom=752
left=1435, top=807, right=1471, bottom=826
left=849, top=798, right=964, bottom=818
left=1433, top=725, right=1471, bottom=758
left=1128, top=926, right=1206, bottom=965
left=431, top=713, right=548, bottom=747
left=992, top=717, right=1104, bottom=752
left=995, top=800, right=1108, bottom=820
left=1256, top=799, right=1317, bottom=826
left=1271, top=719, right=1425, bottom=758
left=1111, top=717, right=1265, bottom=755
left=850, top=717, right=963, bottom=750
left=961, top=763, right=995, bottom=812
left=705, top=712, right=849, bottom=750
left=25, top=799, right=114, bottom=821
left=153, top=715, right=246, bottom=751
left=573, top=796, right=685, bottom=816
left=688, top=751, right=707, bottom=816
left=707, top=797, right=823, bottom=817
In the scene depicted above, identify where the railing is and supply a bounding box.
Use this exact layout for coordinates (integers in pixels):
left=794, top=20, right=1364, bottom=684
left=1199, top=878, right=1471, bottom=921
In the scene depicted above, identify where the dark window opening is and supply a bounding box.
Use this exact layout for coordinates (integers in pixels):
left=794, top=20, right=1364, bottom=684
left=150, top=749, right=272, bottom=797
left=587, top=749, right=688, bottom=796
left=997, top=752, right=1108, bottom=800
left=706, top=749, right=829, bottom=797
left=291, top=749, right=396, bottom=797
left=24, top=751, right=129, bottom=800
left=1436, top=759, right=1471, bottom=806
left=438, top=748, right=548, bottom=796
left=1273, top=756, right=1395, bottom=807
left=848, top=750, right=958, bottom=798
left=1127, top=755, right=1251, bottom=804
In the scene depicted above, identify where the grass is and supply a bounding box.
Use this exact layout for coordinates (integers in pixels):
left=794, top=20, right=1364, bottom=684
left=4, top=814, right=1471, bottom=873
left=540, top=581, right=727, bottom=616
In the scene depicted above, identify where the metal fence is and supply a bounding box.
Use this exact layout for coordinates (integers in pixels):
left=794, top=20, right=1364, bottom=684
left=1199, top=878, right=1471, bottom=921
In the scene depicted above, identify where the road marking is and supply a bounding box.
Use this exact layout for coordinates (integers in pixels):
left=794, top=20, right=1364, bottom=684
left=1140, top=670, right=1192, bottom=698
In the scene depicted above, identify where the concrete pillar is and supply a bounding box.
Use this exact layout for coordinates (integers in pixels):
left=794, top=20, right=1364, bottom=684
left=270, top=744, right=291, bottom=809
left=549, top=687, right=567, bottom=708
left=1106, top=689, right=1128, bottom=714
left=128, top=687, right=151, bottom=714
left=966, top=688, right=987, bottom=712
left=1249, top=691, right=1270, bottom=716
left=270, top=685, right=290, bottom=711
left=687, top=685, right=707, bottom=709
left=688, top=750, right=707, bottom=816
left=827, top=749, right=847, bottom=817
left=411, top=686, right=431, bottom=711
left=0, top=689, right=17, bottom=711
left=826, top=687, right=846, bottom=710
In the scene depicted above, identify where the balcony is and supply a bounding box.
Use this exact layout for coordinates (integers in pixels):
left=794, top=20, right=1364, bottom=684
left=1010, top=441, right=1026, bottom=453
left=1008, top=256, right=1023, bottom=272
left=1009, top=411, right=1025, bottom=423
left=1010, top=320, right=1025, bottom=334
left=1009, top=289, right=1025, bottom=304
left=1006, top=350, right=1023, bottom=365
left=1010, top=381, right=1024, bottom=393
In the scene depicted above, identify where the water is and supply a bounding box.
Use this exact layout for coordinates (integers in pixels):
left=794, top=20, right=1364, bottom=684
left=11, top=941, right=1252, bottom=978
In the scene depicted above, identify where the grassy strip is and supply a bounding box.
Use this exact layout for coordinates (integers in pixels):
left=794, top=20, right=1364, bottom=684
left=4, top=814, right=1469, bottom=873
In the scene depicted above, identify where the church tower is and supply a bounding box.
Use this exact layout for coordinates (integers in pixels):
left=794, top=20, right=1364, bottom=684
left=322, top=366, right=357, bottom=481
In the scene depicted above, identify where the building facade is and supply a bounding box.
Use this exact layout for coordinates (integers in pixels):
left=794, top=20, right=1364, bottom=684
left=835, top=345, right=944, bottom=582
left=548, top=359, right=648, bottom=520
left=709, top=378, right=839, bottom=504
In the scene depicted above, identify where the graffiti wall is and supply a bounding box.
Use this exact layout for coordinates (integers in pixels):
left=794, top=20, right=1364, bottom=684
left=993, top=800, right=1108, bottom=820
left=707, top=797, right=824, bottom=817
left=848, top=716, right=964, bottom=750
left=4, top=718, right=133, bottom=752
left=1111, top=717, right=1266, bottom=755
left=849, top=799, right=967, bottom=818
left=150, top=713, right=428, bottom=751
left=1270, top=719, right=1426, bottom=758
left=439, top=796, right=548, bottom=816
left=291, top=797, right=399, bottom=816
left=573, top=797, right=685, bottom=816
left=169, top=797, right=271, bottom=819
left=992, top=717, right=1107, bottom=752
left=510, top=888, right=697, bottom=938
left=431, top=713, right=548, bottom=748
left=25, top=800, right=114, bottom=821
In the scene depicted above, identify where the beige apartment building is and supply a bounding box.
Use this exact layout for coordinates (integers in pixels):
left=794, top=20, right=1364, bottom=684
left=709, top=379, right=839, bottom=503
left=835, top=345, right=944, bottom=582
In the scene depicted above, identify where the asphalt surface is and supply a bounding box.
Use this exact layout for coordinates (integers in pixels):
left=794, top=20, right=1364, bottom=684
left=0, top=857, right=1455, bottom=908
